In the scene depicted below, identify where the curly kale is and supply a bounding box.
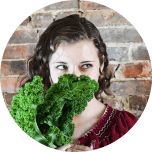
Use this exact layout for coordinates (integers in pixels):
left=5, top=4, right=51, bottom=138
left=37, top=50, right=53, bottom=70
left=10, top=74, right=99, bottom=148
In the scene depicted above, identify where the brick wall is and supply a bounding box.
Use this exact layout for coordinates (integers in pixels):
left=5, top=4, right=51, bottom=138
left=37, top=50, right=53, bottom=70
left=0, top=0, right=152, bottom=117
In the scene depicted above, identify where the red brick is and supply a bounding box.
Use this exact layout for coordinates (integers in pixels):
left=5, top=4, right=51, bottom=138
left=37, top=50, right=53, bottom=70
left=2, top=92, right=17, bottom=106
left=55, top=11, right=79, bottom=20
left=100, top=27, right=143, bottom=43
left=144, top=80, right=152, bottom=90
left=1, top=77, right=22, bottom=93
left=107, top=47, right=129, bottom=62
left=102, top=94, right=147, bottom=117
left=8, top=29, right=38, bottom=44
left=122, top=62, right=151, bottom=78
left=128, top=95, right=149, bottom=111
left=132, top=45, right=150, bottom=60
left=80, top=1, right=107, bottom=10
left=82, top=10, right=130, bottom=27
left=30, top=13, right=54, bottom=28
left=20, top=16, right=32, bottom=26
left=3, top=44, right=35, bottom=59
left=110, top=80, right=152, bottom=96
left=43, top=0, right=78, bottom=10
left=1, top=61, right=27, bottom=76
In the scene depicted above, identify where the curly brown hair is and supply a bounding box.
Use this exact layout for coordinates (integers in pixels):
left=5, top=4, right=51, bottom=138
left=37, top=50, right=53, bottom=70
left=21, top=14, right=112, bottom=100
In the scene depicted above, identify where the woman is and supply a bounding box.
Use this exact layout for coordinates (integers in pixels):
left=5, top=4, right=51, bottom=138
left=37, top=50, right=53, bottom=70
left=24, top=14, right=137, bottom=151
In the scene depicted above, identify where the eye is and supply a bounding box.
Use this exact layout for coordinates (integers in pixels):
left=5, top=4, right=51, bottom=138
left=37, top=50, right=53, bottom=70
left=56, top=65, right=68, bottom=70
left=81, top=64, right=93, bottom=69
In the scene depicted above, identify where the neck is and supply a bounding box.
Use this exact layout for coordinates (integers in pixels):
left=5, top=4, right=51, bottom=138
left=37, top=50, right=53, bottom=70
left=73, top=97, right=105, bottom=123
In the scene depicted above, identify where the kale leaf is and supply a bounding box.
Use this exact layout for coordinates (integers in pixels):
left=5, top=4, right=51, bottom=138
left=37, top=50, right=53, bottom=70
left=10, top=74, right=99, bottom=148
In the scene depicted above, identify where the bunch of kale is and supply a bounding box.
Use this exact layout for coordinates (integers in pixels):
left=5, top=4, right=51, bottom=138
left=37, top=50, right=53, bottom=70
left=10, top=74, right=98, bottom=148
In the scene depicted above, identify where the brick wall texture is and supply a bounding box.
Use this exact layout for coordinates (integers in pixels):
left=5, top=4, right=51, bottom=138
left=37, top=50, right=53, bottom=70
left=0, top=0, right=152, bottom=117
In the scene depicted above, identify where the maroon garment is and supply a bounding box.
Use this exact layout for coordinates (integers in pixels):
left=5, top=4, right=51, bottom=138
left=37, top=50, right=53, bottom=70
left=76, top=104, right=137, bottom=149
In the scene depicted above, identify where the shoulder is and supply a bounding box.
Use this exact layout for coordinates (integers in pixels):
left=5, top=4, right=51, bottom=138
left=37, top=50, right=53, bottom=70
left=99, top=105, right=138, bottom=142
left=103, top=104, right=138, bottom=133
left=95, top=105, right=138, bottom=147
left=76, top=104, right=138, bottom=149
left=115, top=108, right=138, bottom=128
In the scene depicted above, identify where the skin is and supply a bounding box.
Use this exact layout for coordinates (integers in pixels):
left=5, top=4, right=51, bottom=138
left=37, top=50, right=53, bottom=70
left=49, top=39, right=106, bottom=151
left=49, top=39, right=101, bottom=83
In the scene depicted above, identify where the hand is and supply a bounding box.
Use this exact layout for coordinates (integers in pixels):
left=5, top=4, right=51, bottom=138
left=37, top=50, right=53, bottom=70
left=66, top=145, right=93, bottom=152
left=57, top=144, right=73, bottom=151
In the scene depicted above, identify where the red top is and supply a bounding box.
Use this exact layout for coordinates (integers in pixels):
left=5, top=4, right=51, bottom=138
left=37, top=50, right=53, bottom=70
left=76, top=104, right=137, bottom=149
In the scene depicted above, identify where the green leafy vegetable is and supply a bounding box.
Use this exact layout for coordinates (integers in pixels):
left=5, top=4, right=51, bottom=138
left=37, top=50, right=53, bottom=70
left=10, top=76, right=44, bottom=138
left=10, top=74, right=99, bottom=148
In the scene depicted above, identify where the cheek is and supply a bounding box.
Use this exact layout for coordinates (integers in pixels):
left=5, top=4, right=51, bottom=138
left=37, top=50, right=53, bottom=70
left=50, top=67, right=62, bottom=83
left=86, top=68, right=100, bottom=82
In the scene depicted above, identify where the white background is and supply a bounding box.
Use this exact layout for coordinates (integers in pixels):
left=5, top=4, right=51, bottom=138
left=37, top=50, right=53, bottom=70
left=0, top=0, right=152, bottom=151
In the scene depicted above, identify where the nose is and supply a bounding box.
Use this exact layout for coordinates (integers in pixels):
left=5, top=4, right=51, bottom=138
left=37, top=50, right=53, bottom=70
left=70, top=66, right=81, bottom=77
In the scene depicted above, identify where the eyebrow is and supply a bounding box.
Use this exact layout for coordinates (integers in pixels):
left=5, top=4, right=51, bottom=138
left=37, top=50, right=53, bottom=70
left=54, top=61, right=67, bottom=64
left=54, top=61, right=94, bottom=64
left=80, top=61, right=94, bottom=64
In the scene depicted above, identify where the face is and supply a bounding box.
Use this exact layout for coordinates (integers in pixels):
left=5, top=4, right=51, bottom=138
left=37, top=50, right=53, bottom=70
left=49, top=39, right=103, bottom=84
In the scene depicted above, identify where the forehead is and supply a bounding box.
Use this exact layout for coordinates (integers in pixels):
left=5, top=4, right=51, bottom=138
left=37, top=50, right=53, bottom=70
left=50, top=39, right=99, bottom=62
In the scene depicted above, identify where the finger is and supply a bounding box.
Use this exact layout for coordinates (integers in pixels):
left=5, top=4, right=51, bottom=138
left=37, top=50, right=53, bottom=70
left=66, top=148, right=91, bottom=152
left=57, top=144, right=73, bottom=151
left=70, top=145, right=92, bottom=151
left=90, top=143, right=94, bottom=150
left=73, top=145, right=92, bottom=151
left=66, top=148, right=84, bottom=152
